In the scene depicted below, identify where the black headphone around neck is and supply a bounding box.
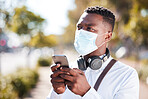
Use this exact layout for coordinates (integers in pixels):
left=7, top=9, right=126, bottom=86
left=77, top=48, right=110, bottom=70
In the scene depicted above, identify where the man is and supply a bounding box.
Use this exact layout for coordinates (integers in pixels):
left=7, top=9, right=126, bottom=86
left=47, top=6, right=139, bottom=99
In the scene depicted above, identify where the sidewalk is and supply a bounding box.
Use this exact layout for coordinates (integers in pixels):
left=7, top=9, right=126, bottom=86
left=24, top=67, right=52, bottom=99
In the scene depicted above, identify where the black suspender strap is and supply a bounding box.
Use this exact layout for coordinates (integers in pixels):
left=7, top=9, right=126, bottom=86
left=94, top=59, right=117, bottom=91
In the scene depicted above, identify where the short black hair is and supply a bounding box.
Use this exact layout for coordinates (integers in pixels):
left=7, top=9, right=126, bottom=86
left=85, top=6, right=115, bottom=31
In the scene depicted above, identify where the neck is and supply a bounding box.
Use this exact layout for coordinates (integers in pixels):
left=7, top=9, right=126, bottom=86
left=84, top=46, right=107, bottom=61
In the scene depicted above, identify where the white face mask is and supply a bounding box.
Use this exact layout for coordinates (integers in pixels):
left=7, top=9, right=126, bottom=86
left=74, top=29, right=106, bottom=56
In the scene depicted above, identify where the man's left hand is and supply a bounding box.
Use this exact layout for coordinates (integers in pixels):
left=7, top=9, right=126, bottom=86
left=60, top=68, right=91, bottom=96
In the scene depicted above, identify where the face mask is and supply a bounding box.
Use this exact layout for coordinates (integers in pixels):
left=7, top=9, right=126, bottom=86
left=74, top=29, right=106, bottom=56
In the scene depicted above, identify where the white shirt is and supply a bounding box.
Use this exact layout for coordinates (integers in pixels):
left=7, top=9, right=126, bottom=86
left=47, top=57, right=139, bottom=99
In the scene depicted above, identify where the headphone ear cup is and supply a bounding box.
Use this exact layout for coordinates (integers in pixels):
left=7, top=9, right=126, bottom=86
left=77, top=57, right=87, bottom=70
left=89, top=58, right=103, bottom=70
left=85, top=48, right=110, bottom=70
left=87, top=56, right=103, bottom=70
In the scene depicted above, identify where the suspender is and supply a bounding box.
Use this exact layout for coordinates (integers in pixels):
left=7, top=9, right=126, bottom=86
left=94, top=59, right=117, bottom=91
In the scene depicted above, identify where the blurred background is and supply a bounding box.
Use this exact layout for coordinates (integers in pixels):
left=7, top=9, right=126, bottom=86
left=0, top=0, right=148, bottom=99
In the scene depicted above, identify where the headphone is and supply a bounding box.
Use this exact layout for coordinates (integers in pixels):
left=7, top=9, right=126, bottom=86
left=77, top=48, right=110, bottom=70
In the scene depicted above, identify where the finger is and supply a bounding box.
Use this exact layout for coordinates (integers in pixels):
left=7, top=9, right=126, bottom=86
left=65, top=81, right=72, bottom=86
left=52, top=82, right=65, bottom=88
left=51, top=64, right=60, bottom=72
left=60, top=74, right=75, bottom=82
left=61, top=68, right=77, bottom=76
left=73, top=68, right=84, bottom=75
left=51, top=77, right=65, bottom=83
left=51, top=70, right=66, bottom=78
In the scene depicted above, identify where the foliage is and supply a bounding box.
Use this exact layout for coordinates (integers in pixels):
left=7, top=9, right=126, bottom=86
left=0, top=75, right=18, bottom=99
left=3, top=5, right=58, bottom=48
left=109, top=0, right=148, bottom=48
left=140, top=59, right=148, bottom=67
left=29, top=32, right=57, bottom=48
left=133, top=17, right=148, bottom=47
left=37, top=56, right=52, bottom=67
left=1, top=1, right=58, bottom=49
left=6, top=6, right=45, bottom=35
left=0, top=68, right=39, bottom=98
left=109, top=0, right=133, bottom=24
left=7, top=6, right=58, bottom=48
left=136, top=0, right=148, bottom=9
left=137, top=59, right=148, bottom=83
left=137, top=67, right=148, bottom=82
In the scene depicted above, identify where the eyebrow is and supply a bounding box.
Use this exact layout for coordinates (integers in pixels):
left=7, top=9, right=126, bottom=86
left=77, top=23, right=97, bottom=26
left=87, top=23, right=97, bottom=26
left=86, top=23, right=96, bottom=26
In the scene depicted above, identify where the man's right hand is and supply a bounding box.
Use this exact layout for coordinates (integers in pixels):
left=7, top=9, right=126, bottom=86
left=50, top=64, right=66, bottom=94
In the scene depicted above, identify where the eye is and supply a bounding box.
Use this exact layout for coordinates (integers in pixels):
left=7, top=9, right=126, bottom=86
left=87, top=27, right=95, bottom=32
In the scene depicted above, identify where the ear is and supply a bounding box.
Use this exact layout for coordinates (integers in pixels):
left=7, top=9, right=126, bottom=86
left=105, top=32, right=112, bottom=42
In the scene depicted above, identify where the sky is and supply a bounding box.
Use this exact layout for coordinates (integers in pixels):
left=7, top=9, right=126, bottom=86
left=26, top=0, right=75, bottom=35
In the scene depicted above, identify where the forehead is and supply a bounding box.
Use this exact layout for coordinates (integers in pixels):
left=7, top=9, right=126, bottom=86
left=77, top=12, right=103, bottom=26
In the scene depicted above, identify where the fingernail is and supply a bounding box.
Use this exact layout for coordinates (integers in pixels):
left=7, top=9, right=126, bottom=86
left=66, top=72, right=70, bottom=75
left=60, top=67, right=63, bottom=70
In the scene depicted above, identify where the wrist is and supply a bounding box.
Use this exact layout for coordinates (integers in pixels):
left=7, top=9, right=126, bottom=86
left=80, top=85, right=91, bottom=96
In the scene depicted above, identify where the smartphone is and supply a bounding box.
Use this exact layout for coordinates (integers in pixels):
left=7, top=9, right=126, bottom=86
left=52, top=55, right=69, bottom=68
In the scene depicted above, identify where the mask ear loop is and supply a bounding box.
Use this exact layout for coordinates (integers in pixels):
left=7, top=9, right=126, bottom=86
left=96, top=32, right=109, bottom=48
left=97, top=42, right=106, bottom=48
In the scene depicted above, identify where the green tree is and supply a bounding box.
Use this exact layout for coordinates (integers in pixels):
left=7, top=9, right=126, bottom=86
left=109, top=0, right=148, bottom=49
left=6, top=6, right=44, bottom=36
left=6, top=6, right=58, bottom=48
left=29, top=32, right=57, bottom=48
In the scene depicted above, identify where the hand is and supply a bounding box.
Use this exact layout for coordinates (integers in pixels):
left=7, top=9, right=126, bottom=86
left=50, top=64, right=67, bottom=94
left=60, top=68, right=91, bottom=96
